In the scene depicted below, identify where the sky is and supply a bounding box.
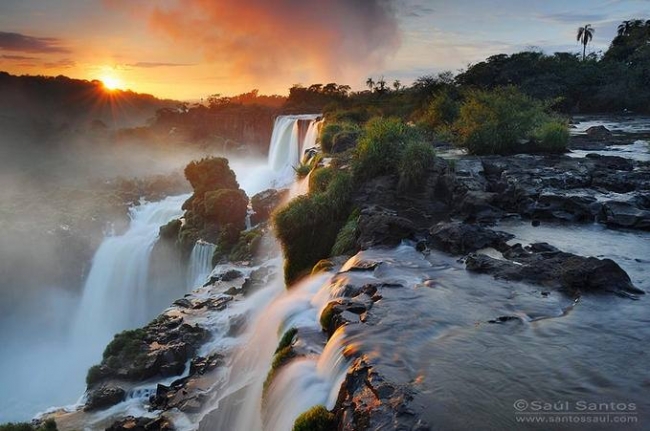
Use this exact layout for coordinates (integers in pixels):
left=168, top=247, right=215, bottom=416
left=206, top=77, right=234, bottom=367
left=0, top=0, right=648, bottom=100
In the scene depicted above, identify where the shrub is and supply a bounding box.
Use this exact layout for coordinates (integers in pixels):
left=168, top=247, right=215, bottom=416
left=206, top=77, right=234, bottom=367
left=398, top=141, right=436, bottom=191
left=203, top=188, right=248, bottom=226
left=331, top=210, right=359, bottom=256
left=320, top=121, right=361, bottom=153
left=454, top=86, right=551, bottom=155
left=86, top=364, right=104, bottom=386
left=353, top=117, right=422, bottom=181
left=533, top=121, right=569, bottom=153
left=102, top=328, right=147, bottom=360
left=308, top=167, right=335, bottom=195
left=292, top=405, right=336, bottom=431
left=419, top=90, right=460, bottom=131
left=228, top=227, right=263, bottom=262
left=184, top=157, right=239, bottom=193
left=273, top=171, right=353, bottom=284
left=293, top=163, right=312, bottom=178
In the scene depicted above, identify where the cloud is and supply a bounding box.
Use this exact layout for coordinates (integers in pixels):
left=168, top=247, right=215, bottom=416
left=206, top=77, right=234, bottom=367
left=0, top=31, right=70, bottom=53
left=43, top=58, right=76, bottom=69
left=1, top=54, right=38, bottom=61
left=139, top=0, right=401, bottom=85
left=539, top=11, right=608, bottom=24
left=127, top=62, right=194, bottom=68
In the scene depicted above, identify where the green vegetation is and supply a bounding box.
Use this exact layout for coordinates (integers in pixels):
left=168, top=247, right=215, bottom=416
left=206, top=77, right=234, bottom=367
left=533, top=121, right=570, bottom=153
left=0, top=420, right=57, bottom=431
left=227, top=227, right=264, bottom=262
left=276, top=327, right=298, bottom=353
left=86, top=364, right=104, bottom=386
left=331, top=210, right=360, bottom=256
left=184, top=157, right=239, bottom=193
left=311, top=259, right=335, bottom=275
left=273, top=169, right=353, bottom=284
left=453, top=87, right=565, bottom=155
left=103, top=328, right=147, bottom=360
left=398, top=141, right=437, bottom=190
left=293, top=163, right=312, bottom=178
left=319, top=121, right=361, bottom=153
left=292, top=405, right=336, bottom=431
left=319, top=302, right=336, bottom=332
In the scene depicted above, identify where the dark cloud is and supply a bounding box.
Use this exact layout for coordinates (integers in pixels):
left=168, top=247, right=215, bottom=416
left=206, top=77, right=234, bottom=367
left=127, top=62, right=194, bottom=68
left=0, top=31, right=70, bottom=53
left=43, top=58, right=76, bottom=68
left=135, top=0, right=401, bottom=83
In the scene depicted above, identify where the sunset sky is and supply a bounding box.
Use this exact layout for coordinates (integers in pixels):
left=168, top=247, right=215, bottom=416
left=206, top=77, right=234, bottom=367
left=1, top=0, right=648, bottom=100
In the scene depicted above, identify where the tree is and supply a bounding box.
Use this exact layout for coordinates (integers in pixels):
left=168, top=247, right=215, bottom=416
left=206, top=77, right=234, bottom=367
left=577, top=24, right=595, bottom=61
left=365, top=77, right=375, bottom=91
left=618, top=20, right=632, bottom=36
left=392, top=79, right=402, bottom=91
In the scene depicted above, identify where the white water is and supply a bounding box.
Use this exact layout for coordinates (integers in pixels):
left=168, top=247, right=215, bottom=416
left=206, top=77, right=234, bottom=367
left=267, top=114, right=321, bottom=187
left=196, top=272, right=350, bottom=431
left=187, top=241, right=217, bottom=288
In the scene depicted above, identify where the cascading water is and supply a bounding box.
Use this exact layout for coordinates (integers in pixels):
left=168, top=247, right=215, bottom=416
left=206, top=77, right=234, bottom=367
left=187, top=241, right=217, bottom=288
left=70, top=194, right=190, bottom=383
left=267, top=114, right=321, bottom=187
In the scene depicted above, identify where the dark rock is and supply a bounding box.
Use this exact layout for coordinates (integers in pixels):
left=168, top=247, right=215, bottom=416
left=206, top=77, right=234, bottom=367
left=84, top=383, right=125, bottom=410
left=428, top=222, right=514, bottom=254
left=585, top=125, right=612, bottom=140
left=203, top=189, right=248, bottom=226
left=488, top=316, right=521, bottom=324
left=106, top=416, right=173, bottom=431
left=357, top=206, right=417, bottom=249
left=331, top=130, right=359, bottom=153
left=600, top=200, right=650, bottom=230
left=159, top=219, right=182, bottom=240
left=220, top=269, right=243, bottom=282
left=251, top=188, right=289, bottom=225
left=173, top=298, right=193, bottom=308
left=465, top=247, right=644, bottom=298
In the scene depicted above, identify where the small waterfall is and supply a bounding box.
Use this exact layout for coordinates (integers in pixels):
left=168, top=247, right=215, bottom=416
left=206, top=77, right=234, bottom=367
left=267, top=114, right=321, bottom=187
left=72, top=194, right=189, bottom=361
left=187, top=241, right=217, bottom=288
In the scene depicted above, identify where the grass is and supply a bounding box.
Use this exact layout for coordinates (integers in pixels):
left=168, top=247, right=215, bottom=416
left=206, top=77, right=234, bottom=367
left=292, top=405, right=336, bottom=431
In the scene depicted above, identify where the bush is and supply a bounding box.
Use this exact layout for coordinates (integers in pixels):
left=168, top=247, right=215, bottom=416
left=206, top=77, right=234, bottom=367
left=203, top=188, right=248, bottom=226
left=353, top=117, right=422, bottom=181
left=102, top=328, right=147, bottom=361
left=454, top=86, right=551, bottom=155
left=273, top=171, right=353, bottom=284
left=398, top=141, right=436, bottom=191
left=86, top=364, right=104, bottom=386
left=533, top=121, right=569, bottom=153
left=320, top=121, right=360, bottom=153
left=184, top=157, right=239, bottom=193
left=308, top=167, right=335, bottom=194
left=331, top=210, right=359, bottom=256
left=419, top=90, right=460, bottom=131
left=292, top=405, right=336, bottom=431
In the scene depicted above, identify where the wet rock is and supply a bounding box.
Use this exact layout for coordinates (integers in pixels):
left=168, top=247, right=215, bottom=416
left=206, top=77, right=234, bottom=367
left=173, top=298, right=193, bottom=308
left=488, top=316, right=521, bottom=324
left=600, top=200, right=650, bottom=230
left=428, top=222, right=514, bottom=254
left=84, top=383, right=125, bottom=410
left=357, top=206, right=417, bottom=249
left=106, top=416, right=173, bottom=431
left=251, top=188, right=289, bottom=225
left=466, top=247, right=644, bottom=298
left=585, top=125, right=612, bottom=140
left=335, top=358, right=431, bottom=431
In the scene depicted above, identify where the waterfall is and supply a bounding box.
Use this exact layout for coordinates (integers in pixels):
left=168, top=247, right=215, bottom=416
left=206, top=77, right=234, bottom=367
left=267, top=114, right=321, bottom=187
left=187, top=241, right=217, bottom=288
left=72, top=194, right=189, bottom=361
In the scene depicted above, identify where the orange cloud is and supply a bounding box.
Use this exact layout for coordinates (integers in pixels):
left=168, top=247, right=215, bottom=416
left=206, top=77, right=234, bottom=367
left=143, top=0, right=401, bottom=86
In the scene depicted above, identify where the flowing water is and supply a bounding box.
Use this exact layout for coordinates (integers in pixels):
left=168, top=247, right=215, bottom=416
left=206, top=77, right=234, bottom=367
left=0, top=114, right=324, bottom=423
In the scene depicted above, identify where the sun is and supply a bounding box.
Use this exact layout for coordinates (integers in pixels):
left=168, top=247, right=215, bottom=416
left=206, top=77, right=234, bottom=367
left=100, top=75, right=123, bottom=91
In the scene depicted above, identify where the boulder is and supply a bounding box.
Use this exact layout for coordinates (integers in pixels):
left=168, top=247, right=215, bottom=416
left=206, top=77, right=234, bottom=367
left=85, top=383, right=125, bottom=411
left=585, top=125, right=612, bottom=140
left=251, top=188, right=288, bottom=225
left=356, top=206, right=417, bottom=249
left=428, top=222, right=513, bottom=254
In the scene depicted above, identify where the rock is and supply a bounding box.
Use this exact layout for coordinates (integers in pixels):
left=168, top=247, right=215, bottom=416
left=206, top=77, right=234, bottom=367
left=106, top=416, right=173, bottom=431
left=600, top=200, right=650, bottom=230
left=331, top=130, right=359, bottom=153
left=356, top=206, right=417, bottom=249
left=85, top=383, right=125, bottom=410
left=184, top=157, right=239, bottom=194
left=251, top=188, right=289, bottom=225
left=465, top=244, right=644, bottom=298
left=159, top=219, right=182, bottom=240
left=173, top=298, right=193, bottom=308
left=585, top=125, right=612, bottom=140
left=428, top=222, right=514, bottom=254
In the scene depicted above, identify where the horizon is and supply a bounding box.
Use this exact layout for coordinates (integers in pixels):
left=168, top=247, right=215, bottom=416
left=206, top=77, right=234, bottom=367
left=1, top=1, right=648, bottom=100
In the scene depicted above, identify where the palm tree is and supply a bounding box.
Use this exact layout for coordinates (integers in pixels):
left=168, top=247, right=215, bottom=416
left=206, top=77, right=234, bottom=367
left=577, top=24, right=594, bottom=61
left=393, top=79, right=402, bottom=91
left=618, top=20, right=632, bottom=36
left=365, top=77, right=375, bottom=91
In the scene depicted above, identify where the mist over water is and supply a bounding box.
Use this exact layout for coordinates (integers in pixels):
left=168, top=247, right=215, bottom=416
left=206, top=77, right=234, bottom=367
left=0, top=114, right=322, bottom=422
